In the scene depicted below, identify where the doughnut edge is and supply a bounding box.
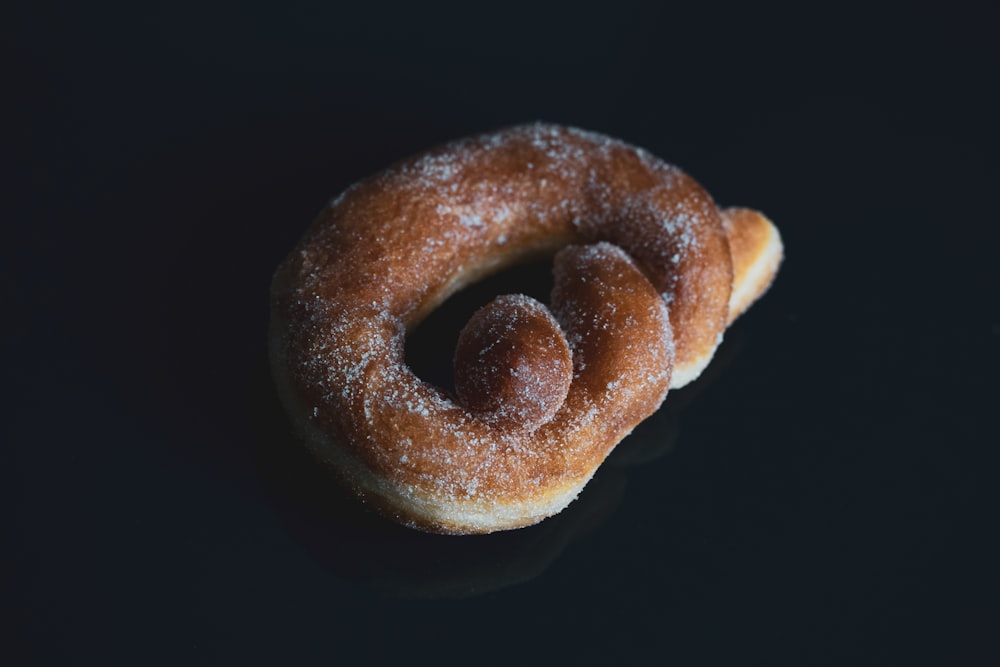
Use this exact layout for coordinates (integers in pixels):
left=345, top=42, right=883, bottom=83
left=267, top=311, right=591, bottom=535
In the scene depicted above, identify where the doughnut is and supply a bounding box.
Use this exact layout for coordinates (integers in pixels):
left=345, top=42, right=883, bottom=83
left=269, top=123, right=783, bottom=534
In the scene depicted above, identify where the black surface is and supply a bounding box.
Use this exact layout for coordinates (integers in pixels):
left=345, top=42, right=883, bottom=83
left=8, top=2, right=999, bottom=665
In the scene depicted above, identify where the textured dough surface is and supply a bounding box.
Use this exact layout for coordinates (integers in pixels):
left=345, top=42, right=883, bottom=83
left=269, top=123, right=782, bottom=533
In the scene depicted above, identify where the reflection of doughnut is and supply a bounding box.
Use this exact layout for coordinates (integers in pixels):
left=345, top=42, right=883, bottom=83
left=269, top=123, right=783, bottom=534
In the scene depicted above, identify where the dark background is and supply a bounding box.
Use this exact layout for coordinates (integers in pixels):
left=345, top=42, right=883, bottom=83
left=7, top=2, right=999, bottom=665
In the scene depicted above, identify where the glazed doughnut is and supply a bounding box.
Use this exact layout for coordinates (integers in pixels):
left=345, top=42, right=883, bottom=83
left=269, top=123, right=782, bottom=534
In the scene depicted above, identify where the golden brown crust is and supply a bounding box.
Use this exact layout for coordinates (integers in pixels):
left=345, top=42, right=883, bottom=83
left=721, top=207, right=784, bottom=325
left=269, top=123, right=782, bottom=533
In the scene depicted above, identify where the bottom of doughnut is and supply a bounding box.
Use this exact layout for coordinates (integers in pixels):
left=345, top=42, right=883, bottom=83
left=267, top=210, right=781, bottom=534
left=268, top=314, right=592, bottom=534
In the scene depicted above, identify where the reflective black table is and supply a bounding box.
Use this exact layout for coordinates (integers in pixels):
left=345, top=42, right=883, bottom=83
left=9, top=3, right=998, bottom=664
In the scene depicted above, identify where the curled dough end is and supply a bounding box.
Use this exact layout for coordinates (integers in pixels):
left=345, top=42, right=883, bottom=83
left=454, top=294, right=573, bottom=432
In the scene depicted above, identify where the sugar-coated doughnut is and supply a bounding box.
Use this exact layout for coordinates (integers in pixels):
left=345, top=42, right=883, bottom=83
left=269, top=123, right=782, bottom=534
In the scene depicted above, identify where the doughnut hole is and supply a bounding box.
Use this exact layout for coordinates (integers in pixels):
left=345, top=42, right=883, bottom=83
left=453, top=294, right=572, bottom=431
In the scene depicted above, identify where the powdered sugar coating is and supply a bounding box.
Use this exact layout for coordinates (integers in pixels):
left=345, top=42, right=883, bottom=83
left=270, top=122, right=737, bottom=533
